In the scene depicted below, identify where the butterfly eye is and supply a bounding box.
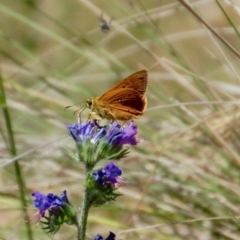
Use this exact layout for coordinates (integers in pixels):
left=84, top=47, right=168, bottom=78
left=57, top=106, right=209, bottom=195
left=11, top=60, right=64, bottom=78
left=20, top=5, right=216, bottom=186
left=86, top=100, right=93, bottom=108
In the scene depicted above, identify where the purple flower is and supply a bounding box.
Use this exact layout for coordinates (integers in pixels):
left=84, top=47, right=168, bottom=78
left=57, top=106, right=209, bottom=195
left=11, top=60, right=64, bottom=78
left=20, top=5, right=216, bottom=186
left=105, top=232, right=116, bottom=240
left=31, top=190, right=69, bottom=224
left=92, top=162, right=125, bottom=187
left=94, top=232, right=116, bottom=240
left=67, top=122, right=97, bottom=144
left=91, top=126, right=107, bottom=144
left=94, top=234, right=103, bottom=240
left=67, top=121, right=108, bottom=145
left=107, top=121, right=140, bottom=146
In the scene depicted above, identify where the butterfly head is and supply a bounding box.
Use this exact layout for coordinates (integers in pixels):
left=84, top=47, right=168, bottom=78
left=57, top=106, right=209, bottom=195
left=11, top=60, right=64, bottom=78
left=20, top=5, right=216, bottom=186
left=86, top=99, right=93, bottom=109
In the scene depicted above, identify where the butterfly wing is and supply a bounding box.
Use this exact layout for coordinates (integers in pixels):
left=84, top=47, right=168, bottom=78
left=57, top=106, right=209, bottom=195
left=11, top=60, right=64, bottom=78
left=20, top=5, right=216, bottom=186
left=98, top=88, right=147, bottom=114
left=99, top=70, right=148, bottom=99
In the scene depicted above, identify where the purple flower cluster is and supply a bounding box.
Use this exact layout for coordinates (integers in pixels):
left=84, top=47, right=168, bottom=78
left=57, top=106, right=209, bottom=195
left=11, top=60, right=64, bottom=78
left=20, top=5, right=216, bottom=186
left=92, top=162, right=125, bottom=187
left=67, top=121, right=140, bottom=146
left=31, top=190, right=69, bottom=223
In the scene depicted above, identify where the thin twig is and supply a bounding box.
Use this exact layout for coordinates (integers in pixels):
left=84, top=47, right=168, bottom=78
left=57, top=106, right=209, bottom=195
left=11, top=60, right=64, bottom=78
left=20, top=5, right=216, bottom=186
left=178, top=0, right=240, bottom=59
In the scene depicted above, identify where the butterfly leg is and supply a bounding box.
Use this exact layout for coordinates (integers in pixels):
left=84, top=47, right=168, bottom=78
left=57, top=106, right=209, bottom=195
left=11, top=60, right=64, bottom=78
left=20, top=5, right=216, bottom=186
left=120, top=121, right=127, bottom=128
left=77, top=112, right=82, bottom=124
left=108, top=112, right=121, bottom=125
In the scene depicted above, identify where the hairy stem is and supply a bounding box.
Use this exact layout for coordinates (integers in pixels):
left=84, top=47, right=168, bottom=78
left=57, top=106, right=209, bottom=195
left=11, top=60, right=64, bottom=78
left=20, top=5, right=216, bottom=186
left=78, top=174, right=91, bottom=240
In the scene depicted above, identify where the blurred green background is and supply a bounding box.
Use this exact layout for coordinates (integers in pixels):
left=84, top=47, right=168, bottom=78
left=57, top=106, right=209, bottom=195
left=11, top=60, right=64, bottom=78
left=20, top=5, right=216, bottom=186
left=1, top=0, right=240, bottom=239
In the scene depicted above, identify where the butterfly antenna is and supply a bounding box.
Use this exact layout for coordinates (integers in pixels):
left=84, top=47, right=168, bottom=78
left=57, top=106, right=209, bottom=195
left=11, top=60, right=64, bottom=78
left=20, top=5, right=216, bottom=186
left=64, top=102, right=83, bottom=111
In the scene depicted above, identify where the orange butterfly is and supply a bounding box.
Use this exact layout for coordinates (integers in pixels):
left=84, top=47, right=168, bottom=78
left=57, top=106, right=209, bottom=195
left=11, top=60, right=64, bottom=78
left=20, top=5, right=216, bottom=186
left=86, top=70, right=148, bottom=121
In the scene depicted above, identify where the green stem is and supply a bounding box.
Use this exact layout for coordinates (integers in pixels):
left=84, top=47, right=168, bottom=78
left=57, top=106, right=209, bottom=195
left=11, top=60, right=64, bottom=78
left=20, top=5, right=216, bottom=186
left=0, top=74, right=33, bottom=240
left=78, top=173, right=91, bottom=240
